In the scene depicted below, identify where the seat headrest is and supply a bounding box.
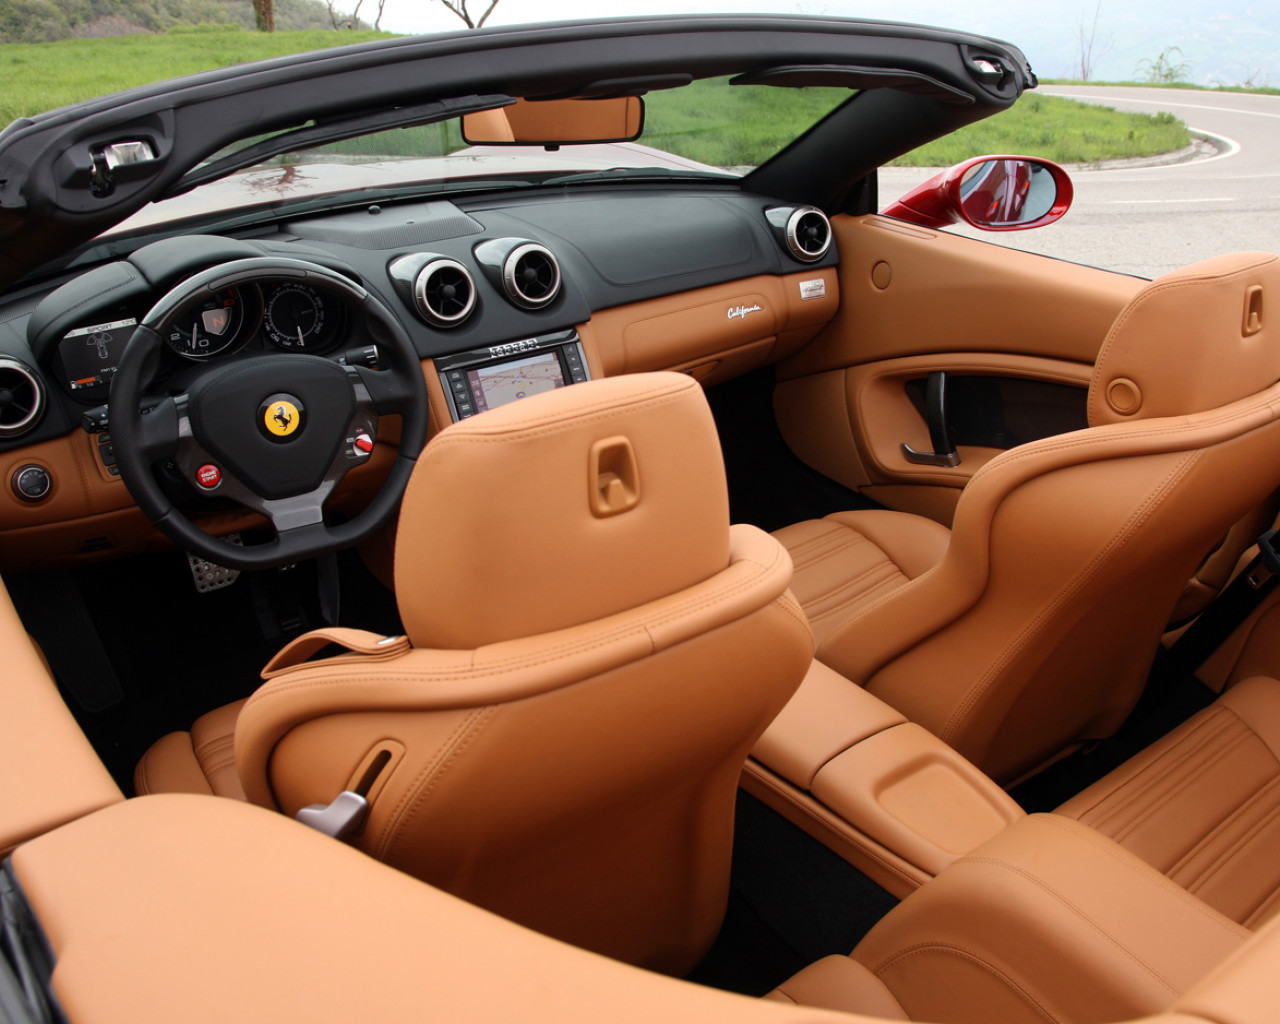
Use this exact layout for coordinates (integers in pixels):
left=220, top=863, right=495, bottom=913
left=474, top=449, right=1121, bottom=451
left=1088, top=251, right=1280, bottom=427
left=395, top=372, right=731, bottom=649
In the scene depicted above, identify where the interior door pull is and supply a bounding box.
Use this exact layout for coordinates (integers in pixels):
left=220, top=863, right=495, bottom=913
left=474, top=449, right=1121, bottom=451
left=902, top=371, right=961, bottom=467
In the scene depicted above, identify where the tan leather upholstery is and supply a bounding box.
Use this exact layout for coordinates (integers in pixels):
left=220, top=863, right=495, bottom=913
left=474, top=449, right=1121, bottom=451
left=133, top=372, right=812, bottom=975
left=776, top=253, right=1280, bottom=781
left=12, top=793, right=1280, bottom=1024
left=0, top=582, right=121, bottom=857
left=745, top=661, right=1024, bottom=897
left=134, top=699, right=248, bottom=799
left=774, top=814, right=1249, bottom=1024
left=1057, top=675, right=1280, bottom=929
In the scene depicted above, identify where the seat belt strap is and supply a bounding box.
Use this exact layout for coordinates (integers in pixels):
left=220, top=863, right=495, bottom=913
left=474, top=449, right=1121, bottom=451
left=1169, top=530, right=1280, bottom=672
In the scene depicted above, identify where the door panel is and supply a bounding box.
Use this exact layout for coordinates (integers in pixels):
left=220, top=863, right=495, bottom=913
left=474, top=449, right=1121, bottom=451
left=775, top=214, right=1142, bottom=523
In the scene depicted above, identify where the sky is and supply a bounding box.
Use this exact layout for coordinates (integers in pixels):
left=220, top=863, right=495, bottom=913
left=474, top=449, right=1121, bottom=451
left=372, top=2, right=1280, bottom=87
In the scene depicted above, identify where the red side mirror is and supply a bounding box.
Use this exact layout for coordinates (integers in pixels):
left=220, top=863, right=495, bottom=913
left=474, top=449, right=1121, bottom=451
left=881, top=155, right=1073, bottom=232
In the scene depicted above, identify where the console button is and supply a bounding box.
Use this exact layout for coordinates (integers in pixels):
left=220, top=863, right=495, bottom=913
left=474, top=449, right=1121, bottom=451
left=12, top=464, right=52, bottom=502
left=195, top=464, right=222, bottom=489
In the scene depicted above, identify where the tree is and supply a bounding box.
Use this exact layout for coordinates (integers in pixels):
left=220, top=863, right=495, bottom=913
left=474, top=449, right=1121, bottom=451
left=1074, top=1, right=1111, bottom=82
left=434, top=0, right=498, bottom=29
left=252, top=0, right=273, bottom=31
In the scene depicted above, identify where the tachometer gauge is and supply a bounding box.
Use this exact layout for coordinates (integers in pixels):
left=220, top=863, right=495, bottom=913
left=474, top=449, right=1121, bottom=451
left=263, top=282, right=341, bottom=352
left=166, top=287, right=248, bottom=359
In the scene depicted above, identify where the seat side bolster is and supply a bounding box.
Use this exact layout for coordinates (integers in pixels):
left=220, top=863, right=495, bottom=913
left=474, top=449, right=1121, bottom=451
left=817, top=387, right=1280, bottom=686
left=851, top=815, right=1249, bottom=1024
left=767, top=955, right=908, bottom=1019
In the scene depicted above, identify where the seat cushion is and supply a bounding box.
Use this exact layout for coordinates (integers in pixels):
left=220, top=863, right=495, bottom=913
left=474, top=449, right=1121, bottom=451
left=1056, top=675, right=1280, bottom=929
left=134, top=699, right=247, bottom=800
left=773, top=510, right=949, bottom=651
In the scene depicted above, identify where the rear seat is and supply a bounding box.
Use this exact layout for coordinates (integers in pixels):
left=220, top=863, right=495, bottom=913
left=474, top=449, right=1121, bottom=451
left=1055, top=674, right=1280, bottom=929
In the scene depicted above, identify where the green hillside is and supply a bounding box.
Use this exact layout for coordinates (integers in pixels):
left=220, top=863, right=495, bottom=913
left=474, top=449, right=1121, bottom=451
left=0, top=0, right=349, bottom=43
left=1, top=30, right=1189, bottom=171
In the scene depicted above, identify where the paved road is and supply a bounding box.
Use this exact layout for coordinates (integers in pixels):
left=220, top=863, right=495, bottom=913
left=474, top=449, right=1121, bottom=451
left=878, top=86, right=1280, bottom=279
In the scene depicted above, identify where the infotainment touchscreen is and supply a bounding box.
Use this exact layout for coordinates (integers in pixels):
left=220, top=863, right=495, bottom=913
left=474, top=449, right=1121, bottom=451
left=465, top=350, right=566, bottom=413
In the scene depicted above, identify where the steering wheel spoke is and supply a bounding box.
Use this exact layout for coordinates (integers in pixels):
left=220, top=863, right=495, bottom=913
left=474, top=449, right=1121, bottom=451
left=356, top=364, right=422, bottom=416
left=134, top=394, right=184, bottom=461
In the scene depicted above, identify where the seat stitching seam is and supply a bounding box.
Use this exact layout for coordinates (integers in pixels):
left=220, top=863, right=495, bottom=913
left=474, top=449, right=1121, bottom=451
left=374, top=708, right=490, bottom=860
left=1177, top=777, right=1280, bottom=895
left=803, top=566, right=904, bottom=624
left=1014, top=816, right=1251, bottom=937
left=383, top=705, right=497, bottom=861
left=869, top=945, right=1059, bottom=1023
left=1070, top=709, right=1235, bottom=830
left=1243, top=880, right=1280, bottom=929
left=1106, top=726, right=1253, bottom=844
left=955, top=856, right=1185, bottom=994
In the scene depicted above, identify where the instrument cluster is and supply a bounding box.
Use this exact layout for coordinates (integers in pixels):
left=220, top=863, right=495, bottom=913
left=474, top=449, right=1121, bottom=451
left=56, top=280, right=347, bottom=402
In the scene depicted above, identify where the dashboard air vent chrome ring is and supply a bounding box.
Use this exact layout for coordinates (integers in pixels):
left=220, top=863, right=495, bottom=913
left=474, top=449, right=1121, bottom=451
left=502, top=243, right=561, bottom=309
left=785, top=207, right=833, bottom=263
left=0, top=357, right=45, bottom=437
left=413, top=258, right=477, bottom=327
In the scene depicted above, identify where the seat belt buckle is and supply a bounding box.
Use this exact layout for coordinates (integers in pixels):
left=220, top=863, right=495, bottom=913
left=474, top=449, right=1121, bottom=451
left=1246, top=530, right=1280, bottom=589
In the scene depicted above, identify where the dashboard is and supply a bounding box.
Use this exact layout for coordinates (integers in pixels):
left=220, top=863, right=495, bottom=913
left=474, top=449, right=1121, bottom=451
left=0, top=184, right=842, bottom=570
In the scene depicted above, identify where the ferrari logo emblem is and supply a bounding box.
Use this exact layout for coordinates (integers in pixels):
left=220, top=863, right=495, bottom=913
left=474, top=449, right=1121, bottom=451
left=259, top=395, right=305, bottom=441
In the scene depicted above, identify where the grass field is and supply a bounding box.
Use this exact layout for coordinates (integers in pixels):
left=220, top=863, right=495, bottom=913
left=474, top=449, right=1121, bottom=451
left=1, top=28, right=1190, bottom=170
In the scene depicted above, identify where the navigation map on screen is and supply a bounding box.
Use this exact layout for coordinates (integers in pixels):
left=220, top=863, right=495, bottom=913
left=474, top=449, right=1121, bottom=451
left=467, top=350, right=565, bottom=413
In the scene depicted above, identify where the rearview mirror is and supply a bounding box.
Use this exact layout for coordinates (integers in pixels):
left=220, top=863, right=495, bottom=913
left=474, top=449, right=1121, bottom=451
left=462, top=96, right=644, bottom=146
left=881, top=156, right=1073, bottom=232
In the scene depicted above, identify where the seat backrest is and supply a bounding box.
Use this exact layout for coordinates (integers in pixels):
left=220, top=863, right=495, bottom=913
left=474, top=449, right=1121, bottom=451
left=825, top=253, right=1280, bottom=781
left=235, top=372, right=812, bottom=974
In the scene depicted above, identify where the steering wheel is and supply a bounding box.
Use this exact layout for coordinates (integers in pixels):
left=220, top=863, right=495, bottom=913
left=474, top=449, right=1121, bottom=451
left=110, top=257, right=429, bottom=571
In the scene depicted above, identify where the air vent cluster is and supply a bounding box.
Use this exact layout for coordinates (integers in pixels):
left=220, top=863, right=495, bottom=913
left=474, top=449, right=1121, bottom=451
left=502, top=243, right=561, bottom=309
left=412, top=258, right=476, bottom=328
left=785, top=207, right=833, bottom=263
left=0, top=357, right=45, bottom=438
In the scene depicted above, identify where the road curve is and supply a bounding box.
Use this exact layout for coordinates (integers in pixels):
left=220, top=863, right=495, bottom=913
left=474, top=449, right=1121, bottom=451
left=878, top=86, right=1280, bottom=279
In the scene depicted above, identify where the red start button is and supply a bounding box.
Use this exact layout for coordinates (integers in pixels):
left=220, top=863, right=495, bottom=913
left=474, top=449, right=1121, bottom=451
left=196, top=464, right=222, bottom=489
left=354, top=433, right=374, bottom=454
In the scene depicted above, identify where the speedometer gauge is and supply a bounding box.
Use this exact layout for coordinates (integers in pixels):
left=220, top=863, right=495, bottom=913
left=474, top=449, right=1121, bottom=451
left=263, top=282, right=341, bottom=352
left=166, top=287, right=248, bottom=359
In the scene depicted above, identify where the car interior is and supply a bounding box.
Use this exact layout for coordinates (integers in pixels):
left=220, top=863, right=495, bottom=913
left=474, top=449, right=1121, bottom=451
left=2, top=14, right=1280, bottom=1024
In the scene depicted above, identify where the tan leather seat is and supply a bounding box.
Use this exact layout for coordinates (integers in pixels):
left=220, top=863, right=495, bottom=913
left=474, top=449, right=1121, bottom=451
left=775, top=252, right=1280, bottom=782
left=135, top=372, right=813, bottom=975
left=769, top=814, right=1252, bottom=1024
left=1057, top=674, right=1280, bottom=930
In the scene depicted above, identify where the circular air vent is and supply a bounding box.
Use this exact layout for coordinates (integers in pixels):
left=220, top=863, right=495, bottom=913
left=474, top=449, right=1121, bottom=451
left=0, top=357, right=45, bottom=438
left=502, top=243, right=561, bottom=309
left=413, top=258, right=477, bottom=328
left=785, top=207, right=833, bottom=263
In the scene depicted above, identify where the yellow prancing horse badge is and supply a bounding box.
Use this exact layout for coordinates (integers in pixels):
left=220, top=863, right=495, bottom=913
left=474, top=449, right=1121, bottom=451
left=265, top=400, right=301, bottom=438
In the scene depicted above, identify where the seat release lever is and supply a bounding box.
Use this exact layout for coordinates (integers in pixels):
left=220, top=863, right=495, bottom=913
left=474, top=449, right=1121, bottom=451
left=296, top=790, right=369, bottom=840
left=902, top=371, right=961, bottom=467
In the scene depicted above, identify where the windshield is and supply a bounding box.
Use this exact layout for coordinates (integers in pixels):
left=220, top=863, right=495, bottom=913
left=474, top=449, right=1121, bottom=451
left=108, top=77, right=851, bottom=236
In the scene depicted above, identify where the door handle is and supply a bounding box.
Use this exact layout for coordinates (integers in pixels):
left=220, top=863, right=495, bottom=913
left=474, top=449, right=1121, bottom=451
left=902, top=371, right=961, bottom=467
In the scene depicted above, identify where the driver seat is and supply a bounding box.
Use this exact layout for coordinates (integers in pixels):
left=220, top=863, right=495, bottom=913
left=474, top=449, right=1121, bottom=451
left=134, top=372, right=812, bottom=975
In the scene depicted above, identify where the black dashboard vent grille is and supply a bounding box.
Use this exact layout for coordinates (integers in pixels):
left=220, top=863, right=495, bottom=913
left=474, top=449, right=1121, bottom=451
left=502, top=243, right=561, bottom=309
left=0, top=357, right=45, bottom=437
left=413, top=258, right=477, bottom=328
left=786, top=207, right=833, bottom=262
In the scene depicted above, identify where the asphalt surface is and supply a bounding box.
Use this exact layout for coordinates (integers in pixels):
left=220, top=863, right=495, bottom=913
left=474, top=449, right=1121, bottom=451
left=877, top=86, right=1280, bottom=280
